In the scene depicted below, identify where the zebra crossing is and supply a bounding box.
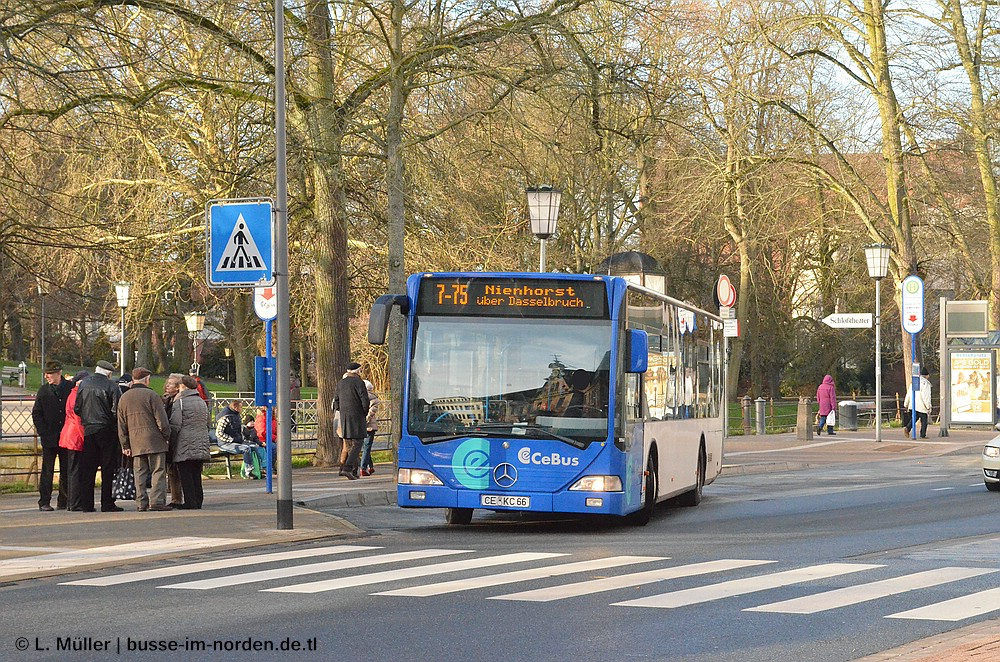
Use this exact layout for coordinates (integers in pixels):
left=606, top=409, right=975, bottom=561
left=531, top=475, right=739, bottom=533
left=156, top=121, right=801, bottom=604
left=57, top=544, right=1000, bottom=622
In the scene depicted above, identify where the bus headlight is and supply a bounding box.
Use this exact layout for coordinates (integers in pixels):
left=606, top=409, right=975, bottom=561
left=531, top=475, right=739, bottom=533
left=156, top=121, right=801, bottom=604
left=398, top=468, right=444, bottom=486
left=985, top=446, right=1000, bottom=458
left=569, top=475, right=623, bottom=492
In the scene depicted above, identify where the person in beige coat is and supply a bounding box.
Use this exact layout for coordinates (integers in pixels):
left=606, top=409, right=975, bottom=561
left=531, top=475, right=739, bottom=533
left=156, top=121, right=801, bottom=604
left=169, top=375, right=211, bottom=509
left=117, top=367, right=171, bottom=511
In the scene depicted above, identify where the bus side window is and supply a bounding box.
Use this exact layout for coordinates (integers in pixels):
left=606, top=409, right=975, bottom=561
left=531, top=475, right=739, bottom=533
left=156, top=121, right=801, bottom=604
left=625, top=373, right=642, bottom=423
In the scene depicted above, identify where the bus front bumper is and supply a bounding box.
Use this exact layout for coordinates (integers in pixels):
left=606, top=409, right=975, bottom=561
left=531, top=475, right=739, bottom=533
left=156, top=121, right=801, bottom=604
left=397, top=485, right=634, bottom=515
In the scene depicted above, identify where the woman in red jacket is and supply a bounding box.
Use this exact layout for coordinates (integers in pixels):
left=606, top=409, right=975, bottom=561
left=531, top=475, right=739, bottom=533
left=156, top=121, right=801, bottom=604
left=816, top=374, right=838, bottom=436
left=59, top=371, right=89, bottom=511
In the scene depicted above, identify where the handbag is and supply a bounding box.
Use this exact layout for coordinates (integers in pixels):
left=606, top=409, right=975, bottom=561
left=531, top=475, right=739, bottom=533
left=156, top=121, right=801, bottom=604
left=112, top=455, right=136, bottom=501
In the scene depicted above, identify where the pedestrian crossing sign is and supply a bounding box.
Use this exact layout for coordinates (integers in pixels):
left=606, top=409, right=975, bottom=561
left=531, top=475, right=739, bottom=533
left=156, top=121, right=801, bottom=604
left=206, top=198, right=274, bottom=287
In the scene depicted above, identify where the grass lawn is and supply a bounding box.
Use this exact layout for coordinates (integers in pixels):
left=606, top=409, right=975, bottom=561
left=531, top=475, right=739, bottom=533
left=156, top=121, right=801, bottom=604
left=4, top=359, right=239, bottom=395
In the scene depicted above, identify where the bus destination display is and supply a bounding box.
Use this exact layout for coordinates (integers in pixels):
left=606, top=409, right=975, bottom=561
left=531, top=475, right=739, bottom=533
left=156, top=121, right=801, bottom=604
left=417, top=277, right=608, bottom=318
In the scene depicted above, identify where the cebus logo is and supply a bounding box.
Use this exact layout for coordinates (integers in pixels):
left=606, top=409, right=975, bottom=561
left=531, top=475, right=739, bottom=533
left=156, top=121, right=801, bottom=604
left=516, top=447, right=579, bottom=467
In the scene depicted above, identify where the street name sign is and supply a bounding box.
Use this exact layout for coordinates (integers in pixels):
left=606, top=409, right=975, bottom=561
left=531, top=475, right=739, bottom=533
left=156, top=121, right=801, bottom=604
left=254, top=286, right=278, bottom=321
left=822, top=313, right=873, bottom=329
left=206, top=198, right=274, bottom=287
left=901, top=275, right=924, bottom=334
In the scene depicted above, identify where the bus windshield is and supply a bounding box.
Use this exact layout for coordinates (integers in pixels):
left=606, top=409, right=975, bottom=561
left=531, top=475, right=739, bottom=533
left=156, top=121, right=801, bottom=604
left=407, top=316, right=612, bottom=445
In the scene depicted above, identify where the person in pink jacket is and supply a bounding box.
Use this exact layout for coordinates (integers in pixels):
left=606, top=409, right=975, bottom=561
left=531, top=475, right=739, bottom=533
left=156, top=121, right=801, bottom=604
left=816, top=374, right=837, bottom=435
left=59, top=371, right=89, bottom=510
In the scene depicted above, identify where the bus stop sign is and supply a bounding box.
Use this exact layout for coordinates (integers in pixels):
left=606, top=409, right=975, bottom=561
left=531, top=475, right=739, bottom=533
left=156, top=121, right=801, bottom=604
left=901, top=275, right=924, bottom=334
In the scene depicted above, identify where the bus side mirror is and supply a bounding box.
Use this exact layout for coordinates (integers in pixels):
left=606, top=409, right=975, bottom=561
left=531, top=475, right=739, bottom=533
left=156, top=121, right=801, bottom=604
left=368, top=294, right=410, bottom=345
left=626, top=329, right=648, bottom=373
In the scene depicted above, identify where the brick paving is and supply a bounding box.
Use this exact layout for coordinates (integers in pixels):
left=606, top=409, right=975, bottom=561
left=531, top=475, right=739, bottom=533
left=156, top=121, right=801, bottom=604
left=854, top=618, right=1000, bottom=661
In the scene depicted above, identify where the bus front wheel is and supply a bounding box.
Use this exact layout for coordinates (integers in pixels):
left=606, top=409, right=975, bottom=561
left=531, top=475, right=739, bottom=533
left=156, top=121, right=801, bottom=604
left=446, top=507, right=474, bottom=525
left=627, top=457, right=657, bottom=526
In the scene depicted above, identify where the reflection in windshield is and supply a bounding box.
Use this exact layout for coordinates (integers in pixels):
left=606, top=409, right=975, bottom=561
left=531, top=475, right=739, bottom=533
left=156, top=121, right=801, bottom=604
left=407, top=317, right=612, bottom=443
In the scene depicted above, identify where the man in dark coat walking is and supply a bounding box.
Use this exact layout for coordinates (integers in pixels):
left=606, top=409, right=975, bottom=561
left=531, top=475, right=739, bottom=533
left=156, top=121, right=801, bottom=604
left=73, top=360, right=124, bottom=512
left=32, top=361, right=74, bottom=511
left=333, top=362, right=370, bottom=480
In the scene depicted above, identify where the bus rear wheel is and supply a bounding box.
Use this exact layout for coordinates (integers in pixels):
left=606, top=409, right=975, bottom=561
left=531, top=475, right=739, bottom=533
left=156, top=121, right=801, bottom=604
left=446, top=507, right=474, bottom=525
left=627, top=457, right=657, bottom=526
left=677, top=447, right=705, bottom=507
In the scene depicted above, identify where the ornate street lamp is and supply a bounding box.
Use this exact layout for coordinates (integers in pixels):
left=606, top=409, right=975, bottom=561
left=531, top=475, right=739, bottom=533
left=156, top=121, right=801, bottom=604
left=114, top=282, right=131, bottom=373
left=185, top=311, right=206, bottom=375
left=864, top=243, right=891, bottom=442
left=526, top=186, right=562, bottom=272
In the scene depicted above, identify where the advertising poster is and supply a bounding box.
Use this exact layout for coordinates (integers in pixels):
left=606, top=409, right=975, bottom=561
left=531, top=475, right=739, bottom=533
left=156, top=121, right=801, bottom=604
left=950, top=352, right=993, bottom=424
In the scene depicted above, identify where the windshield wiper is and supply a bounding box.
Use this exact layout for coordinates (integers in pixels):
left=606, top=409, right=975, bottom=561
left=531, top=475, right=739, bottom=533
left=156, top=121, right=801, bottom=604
left=420, top=430, right=510, bottom=444
left=463, top=423, right=588, bottom=449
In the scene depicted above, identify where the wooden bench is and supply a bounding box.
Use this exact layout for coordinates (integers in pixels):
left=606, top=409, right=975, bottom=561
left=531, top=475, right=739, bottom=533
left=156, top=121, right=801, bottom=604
left=1, top=367, right=21, bottom=385
left=208, top=446, right=241, bottom=479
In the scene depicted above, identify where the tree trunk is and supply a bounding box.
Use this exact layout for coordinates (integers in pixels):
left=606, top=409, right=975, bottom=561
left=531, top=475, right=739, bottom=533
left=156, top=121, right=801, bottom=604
left=299, top=341, right=308, bottom=388
left=7, top=314, right=26, bottom=361
left=386, top=0, right=408, bottom=458
left=303, top=0, right=351, bottom=466
left=136, top=323, right=152, bottom=370
left=232, top=292, right=255, bottom=392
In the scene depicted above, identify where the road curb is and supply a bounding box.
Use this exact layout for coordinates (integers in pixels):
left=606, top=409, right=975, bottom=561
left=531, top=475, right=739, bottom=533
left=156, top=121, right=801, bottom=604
left=722, top=462, right=813, bottom=476
left=0, top=518, right=342, bottom=584
left=297, top=489, right=397, bottom=509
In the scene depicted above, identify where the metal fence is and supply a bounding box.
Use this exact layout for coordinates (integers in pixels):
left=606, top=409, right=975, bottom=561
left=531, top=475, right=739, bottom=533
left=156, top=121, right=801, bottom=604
left=2, top=393, right=394, bottom=484
left=728, top=394, right=943, bottom=436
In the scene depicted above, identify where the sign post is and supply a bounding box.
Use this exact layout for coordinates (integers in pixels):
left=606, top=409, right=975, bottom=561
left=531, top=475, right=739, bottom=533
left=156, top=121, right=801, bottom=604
left=255, top=287, right=278, bottom=493
left=901, top=275, right=925, bottom=440
left=716, top=274, right=737, bottom=441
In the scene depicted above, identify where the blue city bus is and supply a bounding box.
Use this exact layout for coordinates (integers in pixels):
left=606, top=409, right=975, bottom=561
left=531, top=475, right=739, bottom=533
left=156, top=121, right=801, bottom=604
left=368, top=272, right=726, bottom=525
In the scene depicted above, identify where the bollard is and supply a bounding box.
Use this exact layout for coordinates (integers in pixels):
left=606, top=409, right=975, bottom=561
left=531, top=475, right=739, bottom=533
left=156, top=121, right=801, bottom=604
left=754, top=397, right=767, bottom=435
left=796, top=397, right=814, bottom=441
left=741, top=396, right=752, bottom=434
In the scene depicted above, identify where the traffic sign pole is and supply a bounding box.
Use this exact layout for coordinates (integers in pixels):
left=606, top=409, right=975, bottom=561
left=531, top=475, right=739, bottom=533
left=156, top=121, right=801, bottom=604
left=265, top=319, right=274, bottom=494
left=901, top=274, right=925, bottom=442
left=911, top=334, right=918, bottom=440
left=274, top=0, right=293, bottom=530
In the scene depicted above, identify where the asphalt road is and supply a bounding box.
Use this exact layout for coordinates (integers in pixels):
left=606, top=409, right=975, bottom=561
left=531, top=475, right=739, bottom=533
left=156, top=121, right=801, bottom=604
left=2, top=450, right=997, bottom=662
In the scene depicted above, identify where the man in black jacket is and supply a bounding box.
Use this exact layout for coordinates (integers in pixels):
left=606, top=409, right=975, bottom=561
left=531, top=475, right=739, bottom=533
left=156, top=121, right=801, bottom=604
left=31, top=361, right=74, bottom=511
left=333, top=362, right=370, bottom=480
left=73, top=360, right=123, bottom=512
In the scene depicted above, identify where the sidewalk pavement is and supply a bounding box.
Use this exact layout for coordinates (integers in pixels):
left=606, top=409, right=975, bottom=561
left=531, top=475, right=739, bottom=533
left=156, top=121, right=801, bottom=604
left=0, top=464, right=395, bottom=582
left=853, top=617, right=1000, bottom=661
left=722, top=426, right=993, bottom=475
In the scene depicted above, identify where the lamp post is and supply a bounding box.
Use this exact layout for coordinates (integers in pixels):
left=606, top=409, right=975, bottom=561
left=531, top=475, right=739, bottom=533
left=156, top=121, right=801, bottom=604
left=526, top=186, right=561, bottom=272
left=37, top=279, right=47, bottom=372
left=114, top=282, right=131, bottom=374
left=224, top=346, right=232, bottom=382
left=184, top=311, right=206, bottom=375
left=864, top=243, right=890, bottom=443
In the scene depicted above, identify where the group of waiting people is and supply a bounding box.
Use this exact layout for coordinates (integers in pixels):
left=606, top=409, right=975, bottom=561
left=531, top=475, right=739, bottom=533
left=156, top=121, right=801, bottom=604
left=32, top=360, right=215, bottom=511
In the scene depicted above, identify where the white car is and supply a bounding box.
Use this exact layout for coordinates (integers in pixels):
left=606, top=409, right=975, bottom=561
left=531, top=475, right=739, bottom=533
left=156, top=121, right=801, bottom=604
left=985, top=442, right=1000, bottom=492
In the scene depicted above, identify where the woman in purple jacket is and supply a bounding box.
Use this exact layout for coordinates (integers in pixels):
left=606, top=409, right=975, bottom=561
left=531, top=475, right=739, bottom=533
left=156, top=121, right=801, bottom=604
left=816, top=375, right=837, bottom=435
